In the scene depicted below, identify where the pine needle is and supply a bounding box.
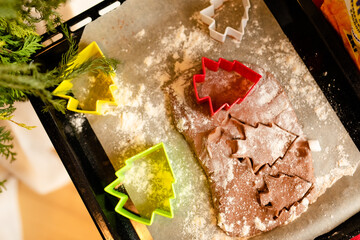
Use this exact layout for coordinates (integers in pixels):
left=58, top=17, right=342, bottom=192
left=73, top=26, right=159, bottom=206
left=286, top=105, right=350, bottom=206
left=0, top=180, right=6, bottom=193
left=0, top=126, right=16, bottom=162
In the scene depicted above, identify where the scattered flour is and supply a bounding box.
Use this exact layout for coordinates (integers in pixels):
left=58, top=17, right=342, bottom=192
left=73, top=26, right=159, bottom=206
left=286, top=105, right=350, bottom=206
left=144, top=102, right=164, bottom=118
left=246, top=20, right=333, bottom=124
left=192, top=215, right=207, bottom=229
left=254, top=217, right=266, bottom=231
left=135, top=29, right=146, bottom=40
left=314, top=104, right=330, bottom=121
left=143, top=54, right=162, bottom=67
left=117, top=111, right=144, bottom=133
left=301, top=198, right=310, bottom=208
left=336, top=145, right=350, bottom=167
left=176, top=117, right=189, bottom=132
left=124, top=161, right=149, bottom=193
left=315, top=166, right=357, bottom=196
left=242, top=223, right=250, bottom=237
left=170, top=75, right=188, bottom=103
left=142, top=25, right=214, bottom=79
left=257, top=80, right=278, bottom=105
left=69, top=113, right=86, bottom=133
left=218, top=213, right=227, bottom=228
left=112, top=78, right=143, bottom=108
left=286, top=205, right=300, bottom=223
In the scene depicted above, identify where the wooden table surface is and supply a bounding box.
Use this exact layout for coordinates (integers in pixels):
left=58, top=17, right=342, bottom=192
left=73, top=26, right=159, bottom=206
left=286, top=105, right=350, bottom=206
left=18, top=181, right=102, bottom=240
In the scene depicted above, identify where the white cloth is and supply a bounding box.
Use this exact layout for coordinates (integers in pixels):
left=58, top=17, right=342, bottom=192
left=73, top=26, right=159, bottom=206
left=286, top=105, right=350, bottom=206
left=0, top=101, right=70, bottom=194
left=0, top=101, right=71, bottom=239
left=0, top=167, right=22, bottom=240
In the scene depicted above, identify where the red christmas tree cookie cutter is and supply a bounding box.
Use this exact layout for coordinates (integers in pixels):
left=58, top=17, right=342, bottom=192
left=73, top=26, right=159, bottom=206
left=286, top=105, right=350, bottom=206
left=193, top=57, right=262, bottom=116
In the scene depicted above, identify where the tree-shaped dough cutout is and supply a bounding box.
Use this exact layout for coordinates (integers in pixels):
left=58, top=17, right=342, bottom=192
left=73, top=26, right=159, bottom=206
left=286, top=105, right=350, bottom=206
left=232, top=123, right=297, bottom=172
left=259, top=174, right=312, bottom=216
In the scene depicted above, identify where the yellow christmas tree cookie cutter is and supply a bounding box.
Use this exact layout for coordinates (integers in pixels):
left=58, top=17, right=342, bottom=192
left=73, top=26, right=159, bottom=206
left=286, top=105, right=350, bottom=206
left=104, top=142, right=176, bottom=225
left=52, top=41, right=117, bottom=115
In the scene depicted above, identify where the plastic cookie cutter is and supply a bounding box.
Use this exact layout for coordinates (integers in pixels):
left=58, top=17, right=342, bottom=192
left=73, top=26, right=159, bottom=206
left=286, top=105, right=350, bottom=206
left=193, top=57, right=262, bottom=116
left=104, top=142, right=176, bottom=225
left=200, top=0, right=250, bottom=42
left=52, top=41, right=117, bottom=115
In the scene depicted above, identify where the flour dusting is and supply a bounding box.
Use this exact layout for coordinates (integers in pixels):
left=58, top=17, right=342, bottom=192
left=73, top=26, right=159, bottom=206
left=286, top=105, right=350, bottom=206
left=69, top=113, right=86, bottom=133
left=77, top=0, right=360, bottom=238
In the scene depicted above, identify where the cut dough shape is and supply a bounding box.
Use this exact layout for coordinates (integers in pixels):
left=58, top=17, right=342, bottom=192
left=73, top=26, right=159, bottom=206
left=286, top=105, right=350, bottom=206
left=232, top=123, right=297, bottom=172
left=259, top=174, right=312, bottom=216
left=166, top=63, right=315, bottom=238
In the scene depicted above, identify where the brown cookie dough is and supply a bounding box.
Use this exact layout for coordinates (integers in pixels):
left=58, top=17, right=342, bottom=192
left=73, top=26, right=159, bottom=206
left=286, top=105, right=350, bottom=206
left=231, top=123, right=297, bottom=172
left=165, top=63, right=315, bottom=238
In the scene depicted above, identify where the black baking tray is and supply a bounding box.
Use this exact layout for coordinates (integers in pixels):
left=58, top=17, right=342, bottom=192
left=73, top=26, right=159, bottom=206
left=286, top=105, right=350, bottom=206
left=30, top=0, right=360, bottom=239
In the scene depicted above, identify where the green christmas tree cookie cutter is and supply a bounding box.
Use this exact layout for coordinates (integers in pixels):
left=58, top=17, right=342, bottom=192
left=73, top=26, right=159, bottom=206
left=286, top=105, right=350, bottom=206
left=52, top=41, right=117, bottom=115
left=104, top=142, right=176, bottom=225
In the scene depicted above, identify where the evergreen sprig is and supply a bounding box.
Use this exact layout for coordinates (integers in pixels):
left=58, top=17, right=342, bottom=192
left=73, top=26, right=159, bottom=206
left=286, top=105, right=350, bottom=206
left=0, top=127, right=16, bottom=162
left=0, top=0, right=119, bottom=164
left=0, top=179, right=6, bottom=193
left=0, top=0, right=66, bottom=31
left=0, top=14, right=41, bottom=162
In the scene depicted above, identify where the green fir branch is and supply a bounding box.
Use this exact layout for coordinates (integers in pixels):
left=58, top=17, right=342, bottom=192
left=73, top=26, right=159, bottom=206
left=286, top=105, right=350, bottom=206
left=0, top=103, right=16, bottom=118
left=0, top=0, right=67, bottom=164
left=14, top=35, right=43, bottom=58
left=0, top=126, right=16, bottom=162
left=0, top=0, right=119, bottom=167
left=0, top=0, right=66, bottom=31
left=0, top=180, right=6, bottom=193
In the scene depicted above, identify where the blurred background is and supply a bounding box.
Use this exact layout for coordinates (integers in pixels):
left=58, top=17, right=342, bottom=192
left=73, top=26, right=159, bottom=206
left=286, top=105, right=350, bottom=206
left=0, top=0, right=107, bottom=239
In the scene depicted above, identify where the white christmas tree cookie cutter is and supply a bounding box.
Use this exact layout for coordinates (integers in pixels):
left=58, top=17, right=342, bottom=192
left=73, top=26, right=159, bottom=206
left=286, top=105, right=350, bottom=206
left=200, top=0, right=251, bottom=42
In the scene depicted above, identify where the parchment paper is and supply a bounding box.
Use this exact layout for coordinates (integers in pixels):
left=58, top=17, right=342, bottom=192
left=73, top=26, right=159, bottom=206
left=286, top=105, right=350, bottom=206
left=76, top=0, right=360, bottom=239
